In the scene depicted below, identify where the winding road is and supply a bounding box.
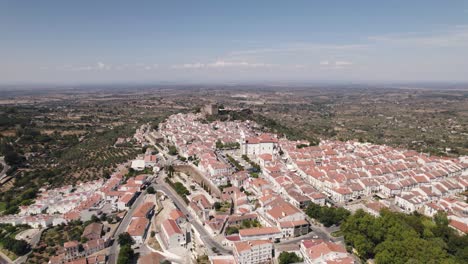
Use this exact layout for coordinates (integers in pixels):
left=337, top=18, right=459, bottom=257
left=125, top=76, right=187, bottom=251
left=153, top=175, right=232, bottom=255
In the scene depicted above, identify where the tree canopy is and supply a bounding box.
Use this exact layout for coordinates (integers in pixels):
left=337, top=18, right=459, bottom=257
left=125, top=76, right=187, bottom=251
left=278, top=251, right=303, bottom=264
left=118, top=232, right=134, bottom=246
left=341, top=209, right=468, bottom=264
left=305, top=203, right=350, bottom=227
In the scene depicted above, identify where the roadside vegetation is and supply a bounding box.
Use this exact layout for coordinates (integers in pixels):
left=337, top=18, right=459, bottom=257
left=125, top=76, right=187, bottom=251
left=165, top=177, right=190, bottom=203
left=225, top=154, right=244, bottom=171
left=117, top=233, right=136, bottom=264
left=241, top=155, right=261, bottom=173
left=305, top=203, right=350, bottom=227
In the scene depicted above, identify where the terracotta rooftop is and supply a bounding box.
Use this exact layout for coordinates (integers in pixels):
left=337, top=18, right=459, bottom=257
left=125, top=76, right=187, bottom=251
left=239, top=227, right=281, bottom=237
left=127, top=217, right=149, bottom=237
left=133, top=202, right=154, bottom=218
left=161, top=219, right=183, bottom=236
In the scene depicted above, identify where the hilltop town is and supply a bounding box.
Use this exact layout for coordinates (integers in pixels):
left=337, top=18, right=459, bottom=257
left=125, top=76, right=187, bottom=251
left=1, top=102, right=466, bottom=264
left=2, top=1, right=468, bottom=263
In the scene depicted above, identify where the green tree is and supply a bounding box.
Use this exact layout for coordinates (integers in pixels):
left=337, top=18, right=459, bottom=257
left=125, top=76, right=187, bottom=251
left=225, top=226, right=239, bottom=235
left=215, top=140, right=224, bottom=149
left=147, top=186, right=156, bottom=194
left=434, top=211, right=449, bottom=227
left=168, top=145, right=178, bottom=155
left=118, top=232, right=134, bottom=246
left=213, top=202, right=222, bottom=211
left=117, top=245, right=135, bottom=264
left=278, top=252, right=302, bottom=264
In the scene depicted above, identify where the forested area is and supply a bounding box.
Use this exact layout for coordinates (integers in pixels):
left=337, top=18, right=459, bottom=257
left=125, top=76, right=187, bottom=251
left=304, top=202, right=468, bottom=263
left=341, top=209, right=468, bottom=264
left=0, top=224, right=31, bottom=257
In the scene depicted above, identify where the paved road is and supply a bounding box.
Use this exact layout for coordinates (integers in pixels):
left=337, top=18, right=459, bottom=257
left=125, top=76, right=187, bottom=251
left=153, top=177, right=232, bottom=255
left=276, top=217, right=344, bottom=253
left=0, top=157, right=10, bottom=180
left=13, top=229, right=44, bottom=264
left=107, top=191, right=147, bottom=264
left=0, top=252, right=12, bottom=264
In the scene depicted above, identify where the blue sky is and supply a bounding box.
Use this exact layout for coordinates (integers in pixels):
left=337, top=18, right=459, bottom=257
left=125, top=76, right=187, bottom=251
left=1, top=0, right=468, bottom=84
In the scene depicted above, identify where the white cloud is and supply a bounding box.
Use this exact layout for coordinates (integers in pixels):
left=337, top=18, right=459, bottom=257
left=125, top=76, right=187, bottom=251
left=97, top=62, right=106, bottom=70
left=144, top=64, right=159, bottom=70
left=208, top=60, right=274, bottom=68
left=319, top=60, right=353, bottom=70
left=335, top=61, right=353, bottom=66
left=52, top=62, right=160, bottom=72
left=230, top=43, right=368, bottom=56
left=59, top=62, right=112, bottom=71
left=172, top=60, right=275, bottom=69
left=368, top=26, right=468, bottom=47
left=171, top=63, right=205, bottom=69
left=293, top=64, right=307, bottom=69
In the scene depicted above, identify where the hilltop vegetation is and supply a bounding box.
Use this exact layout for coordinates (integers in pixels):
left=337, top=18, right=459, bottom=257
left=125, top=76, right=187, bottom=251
left=0, top=93, right=178, bottom=202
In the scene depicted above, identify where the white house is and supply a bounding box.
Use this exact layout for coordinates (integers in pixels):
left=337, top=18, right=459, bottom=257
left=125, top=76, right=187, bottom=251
left=240, top=134, right=278, bottom=158
left=160, top=219, right=186, bottom=248
left=131, top=159, right=146, bottom=171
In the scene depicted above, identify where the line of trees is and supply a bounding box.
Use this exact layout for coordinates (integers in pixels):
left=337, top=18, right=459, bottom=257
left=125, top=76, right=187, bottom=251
left=241, top=155, right=261, bottom=172
left=165, top=178, right=190, bottom=203
left=226, top=154, right=244, bottom=171
left=117, top=233, right=136, bottom=264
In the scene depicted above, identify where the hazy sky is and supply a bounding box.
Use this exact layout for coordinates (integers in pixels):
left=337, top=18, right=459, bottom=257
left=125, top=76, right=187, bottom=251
left=1, top=0, right=468, bottom=84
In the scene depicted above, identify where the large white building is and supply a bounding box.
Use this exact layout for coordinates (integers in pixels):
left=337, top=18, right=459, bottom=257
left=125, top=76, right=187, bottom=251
left=233, top=240, right=273, bottom=264
left=240, top=134, right=278, bottom=158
